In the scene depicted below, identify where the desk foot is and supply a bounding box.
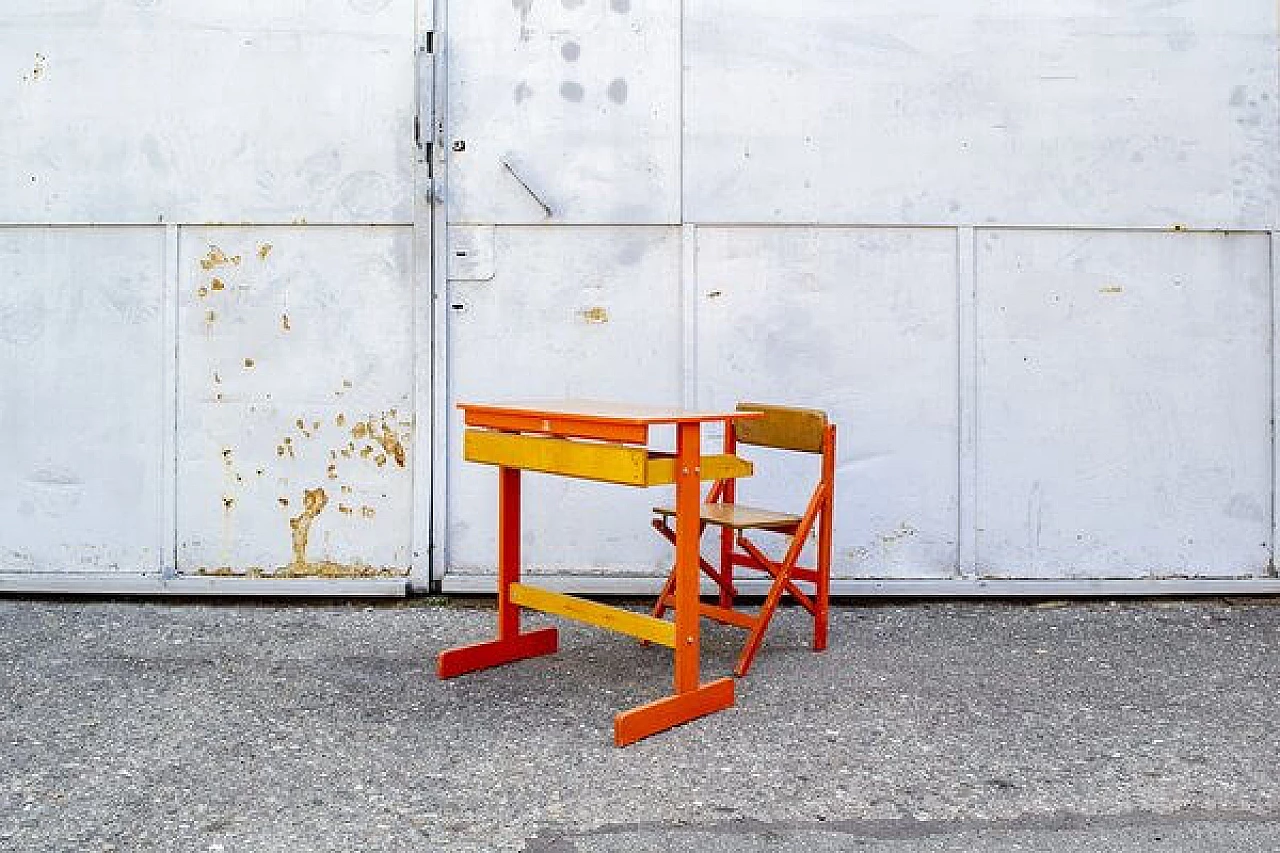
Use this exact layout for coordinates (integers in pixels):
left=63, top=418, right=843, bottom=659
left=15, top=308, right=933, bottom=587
left=436, top=627, right=559, bottom=679
left=613, top=677, right=735, bottom=747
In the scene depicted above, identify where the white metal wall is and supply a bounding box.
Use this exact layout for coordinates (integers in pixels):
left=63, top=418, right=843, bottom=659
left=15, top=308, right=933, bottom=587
left=440, top=0, right=1280, bottom=592
left=0, top=1, right=426, bottom=592
left=2, top=1, right=1278, bottom=593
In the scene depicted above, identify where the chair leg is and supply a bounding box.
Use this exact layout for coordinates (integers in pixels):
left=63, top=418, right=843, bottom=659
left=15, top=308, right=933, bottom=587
left=733, top=482, right=827, bottom=676
left=733, top=559, right=790, bottom=677
left=815, top=505, right=831, bottom=652
left=650, top=561, right=678, bottom=621
left=815, top=425, right=835, bottom=652
left=650, top=519, right=736, bottom=623
left=718, top=525, right=735, bottom=609
left=735, top=536, right=817, bottom=615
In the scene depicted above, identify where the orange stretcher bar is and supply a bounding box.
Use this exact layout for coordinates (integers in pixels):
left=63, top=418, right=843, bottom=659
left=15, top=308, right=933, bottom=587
left=437, top=400, right=762, bottom=746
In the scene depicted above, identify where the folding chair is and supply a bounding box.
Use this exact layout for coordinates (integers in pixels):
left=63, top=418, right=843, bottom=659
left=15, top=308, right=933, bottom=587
left=650, top=403, right=836, bottom=677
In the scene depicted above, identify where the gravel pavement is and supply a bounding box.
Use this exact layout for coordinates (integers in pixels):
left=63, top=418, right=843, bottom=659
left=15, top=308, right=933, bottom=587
left=2, top=596, right=1279, bottom=851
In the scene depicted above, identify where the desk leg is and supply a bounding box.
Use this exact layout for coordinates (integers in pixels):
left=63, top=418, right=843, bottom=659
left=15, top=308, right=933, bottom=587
left=615, top=422, right=734, bottom=746
left=437, top=466, right=558, bottom=678
left=673, top=421, right=702, bottom=693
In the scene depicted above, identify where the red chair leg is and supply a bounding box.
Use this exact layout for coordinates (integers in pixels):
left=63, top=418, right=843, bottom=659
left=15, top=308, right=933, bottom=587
left=733, top=565, right=789, bottom=677
left=815, top=504, right=832, bottom=651
left=815, top=425, right=835, bottom=652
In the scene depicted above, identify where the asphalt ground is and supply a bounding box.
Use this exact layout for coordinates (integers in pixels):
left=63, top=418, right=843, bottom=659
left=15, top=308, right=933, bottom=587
left=2, top=596, right=1279, bottom=851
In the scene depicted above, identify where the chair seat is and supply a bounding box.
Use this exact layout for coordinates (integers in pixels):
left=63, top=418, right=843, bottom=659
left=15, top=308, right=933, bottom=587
left=652, top=502, right=802, bottom=531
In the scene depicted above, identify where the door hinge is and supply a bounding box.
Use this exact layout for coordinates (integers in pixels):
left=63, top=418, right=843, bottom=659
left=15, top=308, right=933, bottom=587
left=415, top=31, right=437, bottom=174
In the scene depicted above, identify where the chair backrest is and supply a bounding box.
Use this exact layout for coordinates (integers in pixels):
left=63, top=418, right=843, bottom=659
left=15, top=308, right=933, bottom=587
left=733, top=403, right=829, bottom=454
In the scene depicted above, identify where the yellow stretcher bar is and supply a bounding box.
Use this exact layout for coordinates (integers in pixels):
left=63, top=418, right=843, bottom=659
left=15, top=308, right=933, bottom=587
left=508, top=583, right=677, bottom=648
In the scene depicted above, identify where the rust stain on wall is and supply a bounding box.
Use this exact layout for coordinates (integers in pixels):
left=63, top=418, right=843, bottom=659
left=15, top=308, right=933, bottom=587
left=288, top=487, right=328, bottom=570
left=24, top=53, right=47, bottom=83
left=200, top=246, right=243, bottom=270
left=373, top=423, right=407, bottom=467
left=257, top=243, right=273, bottom=261
left=196, top=397, right=411, bottom=579
left=195, top=564, right=404, bottom=579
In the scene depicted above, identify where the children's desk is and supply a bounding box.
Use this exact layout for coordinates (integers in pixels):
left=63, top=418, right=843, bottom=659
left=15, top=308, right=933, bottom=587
left=437, top=400, right=761, bottom=746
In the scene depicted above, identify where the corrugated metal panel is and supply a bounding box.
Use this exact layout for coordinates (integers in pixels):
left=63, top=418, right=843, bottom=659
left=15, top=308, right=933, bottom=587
left=683, top=0, right=1278, bottom=228
left=0, top=1, right=416, bottom=224
left=0, top=227, right=165, bottom=573
left=445, top=0, right=680, bottom=224
left=176, top=226, right=415, bottom=577
left=975, top=228, right=1273, bottom=578
left=694, top=226, right=960, bottom=578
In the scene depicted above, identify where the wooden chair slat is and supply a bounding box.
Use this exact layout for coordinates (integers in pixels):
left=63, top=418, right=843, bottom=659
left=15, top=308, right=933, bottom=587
left=652, top=503, right=802, bottom=531
left=733, top=402, right=828, bottom=453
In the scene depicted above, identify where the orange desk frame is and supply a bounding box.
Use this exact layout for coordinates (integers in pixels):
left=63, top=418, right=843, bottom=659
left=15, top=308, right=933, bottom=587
left=437, top=400, right=761, bottom=746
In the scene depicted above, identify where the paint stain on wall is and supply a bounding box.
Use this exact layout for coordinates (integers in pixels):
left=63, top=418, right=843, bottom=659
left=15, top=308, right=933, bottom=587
left=373, top=423, right=407, bottom=467
left=200, top=246, right=242, bottom=270
left=879, top=522, right=918, bottom=546
left=22, top=53, right=46, bottom=83
left=288, top=487, right=329, bottom=569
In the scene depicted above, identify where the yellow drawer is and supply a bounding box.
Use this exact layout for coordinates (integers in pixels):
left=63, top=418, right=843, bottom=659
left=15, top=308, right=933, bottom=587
left=464, top=429, right=752, bottom=486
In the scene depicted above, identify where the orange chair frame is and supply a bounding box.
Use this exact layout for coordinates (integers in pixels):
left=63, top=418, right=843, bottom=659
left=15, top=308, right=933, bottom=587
left=651, top=403, right=836, bottom=677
